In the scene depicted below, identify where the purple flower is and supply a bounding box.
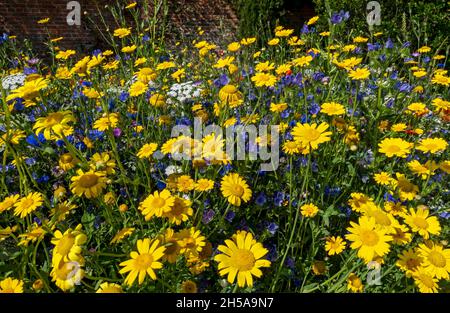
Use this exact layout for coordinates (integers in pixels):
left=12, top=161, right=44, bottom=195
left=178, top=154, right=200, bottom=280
left=267, top=222, right=279, bottom=235
left=202, top=209, right=215, bottom=224
left=113, top=128, right=122, bottom=137
left=385, top=38, right=394, bottom=49
left=225, top=210, right=235, bottom=222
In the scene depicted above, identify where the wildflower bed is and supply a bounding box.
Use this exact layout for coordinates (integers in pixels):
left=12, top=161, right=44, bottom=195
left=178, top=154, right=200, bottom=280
left=0, top=4, right=449, bottom=293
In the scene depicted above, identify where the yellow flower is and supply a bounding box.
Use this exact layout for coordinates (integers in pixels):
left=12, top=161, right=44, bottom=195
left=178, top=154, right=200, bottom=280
left=6, top=78, right=49, bottom=102
left=321, top=102, right=345, bottom=115
left=282, top=140, right=302, bottom=155
left=403, top=207, right=441, bottom=239
left=345, top=216, right=392, bottom=262
left=121, top=45, right=137, bottom=53
left=300, top=203, right=319, bottom=218
left=307, top=16, right=319, bottom=25
left=373, top=172, right=392, bottom=185
left=218, top=84, right=243, bottom=107
left=113, top=27, right=131, bottom=38
left=176, top=175, right=195, bottom=193
left=347, top=273, right=363, bottom=292
left=251, top=72, right=277, bottom=87
left=240, top=37, right=256, bottom=45
left=292, top=55, right=313, bottom=67
left=180, top=280, right=197, bottom=293
left=406, top=102, right=428, bottom=115
left=177, top=227, right=206, bottom=258
left=0, top=278, right=24, bottom=293
left=50, top=201, right=77, bottom=222
left=111, top=228, right=135, bottom=244
left=37, top=18, right=50, bottom=24
left=162, top=196, right=193, bottom=225
left=139, top=189, right=175, bottom=220
left=0, top=194, right=20, bottom=213
left=267, top=38, right=280, bottom=46
left=393, top=173, right=419, bottom=201
left=325, top=236, right=346, bottom=255
left=353, top=36, right=368, bottom=43
left=129, top=81, right=148, bottom=97
left=119, top=238, right=166, bottom=285
left=348, top=68, right=370, bottom=80
left=33, top=110, right=75, bottom=140
left=195, top=178, right=214, bottom=192
left=56, top=50, right=76, bottom=60
left=275, top=28, right=294, bottom=37
left=136, top=67, right=157, bottom=84
left=417, top=46, right=431, bottom=53
left=291, top=122, right=332, bottom=150
left=378, top=138, right=412, bottom=158
left=408, top=160, right=438, bottom=179
left=255, top=61, right=275, bottom=72
left=96, top=282, right=123, bottom=293
left=158, top=228, right=181, bottom=263
left=70, top=169, right=107, bottom=199
left=51, top=224, right=86, bottom=265
left=270, top=102, right=288, bottom=113
left=89, top=152, right=116, bottom=175
left=125, top=2, right=137, bottom=9
left=13, top=192, right=44, bottom=218
left=396, top=248, right=423, bottom=277
left=413, top=268, right=439, bottom=293
left=51, top=260, right=84, bottom=291
left=214, top=56, right=235, bottom=69
left=418, top=242, right=450, bottom=279
left=214, top=230, right=271, bottom=287
left=227, top=42, right=240, bottom=52
left=416, top=137, right=448, bottom=154
left=70, top=56, right=91, bottom=76
left=156, top=61, right=176, bottom=70
left=431, top=98, right=450, bottom=113
left=137, top=143, right=158, bottom=159
left=221, top=173, right=252, bottom=206
left=93, top=113, right=119, bottom=131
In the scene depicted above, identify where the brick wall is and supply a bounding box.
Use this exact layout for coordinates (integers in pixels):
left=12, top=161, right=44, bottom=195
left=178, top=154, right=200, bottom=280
left=0, top=0, right=238, bottom=52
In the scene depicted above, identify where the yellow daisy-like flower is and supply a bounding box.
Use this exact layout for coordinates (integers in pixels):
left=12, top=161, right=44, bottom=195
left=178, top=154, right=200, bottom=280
left=33, top=110, right=75, bottom=140
left=378, top=138, right=412, bottom=158
left=227, top=42, right=241, bottom=52
left=70, top=169, right=107, bottom=199
left=129, top=81, right=148, bottom=97
left=0, top=194, right=20, bottom=213
left=416, top=137, right=448, bottom=154
left=51, top=224, right=87, bottom=265
left=162, top=196, right=193, bottom=225
left=137, top=143, right=158, bottom=159
left=251, top=72, right=277, bottom=87
left=177, top=227, right=206, bottom=258
left=347, top=273, right=363, bottom=293
left=111, top=228, right=135, bottom=244
left=300, top=203, right=319, bottom=218
left=139, top=189, right=175, bottom=220
left=391, top=224, right=412, bottom=245
left=291, top=122, right=332, bottom=150
left=156, top=61, right=176, bottom=70
left=270, top=102, right=288, bottom=113
left=51, top=260, right=84, bottom=291
left=348, top=68, right=370, bottom=80
left=158, top=228, right=181, bottom=263
left=396, top=248, right=423, bottom=277
left=282, top=140, right=302, bottom=155
left=55, top=50, right=76, bottom=60
left=325, top=236, right=346, bottom=256
left=119, top=238, right=166, bottom=285
left=348, top=192, right=376, bottom=213
left=413, top=268, right=439, bottom=293
left=345, top=216, right=392, bottom=263
left=408, top=160, right=438, bottom=179
left=292, top=55, right=313, bottom=67
left=37, top=17, right=50, bottom=24
left=403, top=207, right=441, bottom=239
left=214, top=230, right=271, bottom=288
left=221, top=173, right=252, bottom=206
left=0, top=277, right=24, bottom=293
left=121, top=45, right=137, bottom=53
left=13, top=192, right=44, bottom=218
left=96, top=282, right=123, bottom=293
left=180, top=280, right=198, bottom=293
left=58, top=154, right=79, bottom=173
left=255, top=61, right=275, bottom=72
left=417, top=243, right=450, bottom=279
left=70, top=56, right=91, bottom=77
left=393, top=173, right=419, bottom=201
left=93, top=113, right=119, bottom=131
left=306, top=15, right=319, bottom=25
left=176, top=175, right=195, bottom=193
left=373, top=172, right=392, bottom=185
left=218, top=84, right=243, bottom=108
left=136, top=67, right=157, bottom=84
left=89, top=152, right=116, bottom=175
left=195, top=178, right=214, bottom=192
left=113, top=27, right=131, bottom=38
left=50, top=201, right=77, bottom=222
left=321, top=102, right=345, bottom=115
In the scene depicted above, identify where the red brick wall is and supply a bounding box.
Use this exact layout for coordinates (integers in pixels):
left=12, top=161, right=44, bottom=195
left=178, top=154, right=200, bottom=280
left=0, top=0, right=116, bottom=51
left=0, top=0, right=238, bottom=52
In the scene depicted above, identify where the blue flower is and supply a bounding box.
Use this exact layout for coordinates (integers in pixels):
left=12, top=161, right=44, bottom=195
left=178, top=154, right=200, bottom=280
left=225, top=210, right=235, bottom=222
left=202, top=209, right=215, bottom=224
left=267, top=222, right=279, bottom=235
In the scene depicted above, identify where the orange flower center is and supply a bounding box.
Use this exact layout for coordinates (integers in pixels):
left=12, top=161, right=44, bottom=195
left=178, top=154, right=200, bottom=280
left=231, top=249, right=255, bottom=271
left=134, top=253, right=153, bottom=270
left=428, top=251, right=446, bottom=267
left=360, top=229, right=379, bottom=246
left=413, top=217, right=429, bottom=229
left=78, top=174, right=99, bottom=188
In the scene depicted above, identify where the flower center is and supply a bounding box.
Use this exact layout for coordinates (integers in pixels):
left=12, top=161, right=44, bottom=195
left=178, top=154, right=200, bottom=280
left=152, top=197, right=166, bottom=209
left=231, top=184, right=244, bottom=197
left=21, top=198, right=34, bottom=208
left=418, top=273, right=434, bottom=288
left=134, top=253, right=154, bottom=270
left=78, top=174, right=99, bottom=188
left=61, top=154, right=73, bottom=163
left=413, top=217, right=429, bottom=229
left=360, top=229, right=379, bottom=246
left=428, top=251, right=446, bottom=267
left=406, top=258, right=420, bottom=269
left=304, top=129, right=321, bottom=141
left=231, top=249, right=255, bottom=271
left=222, top=85, right=237, bottom=94
left=46, top=113, right=64, bottom=126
